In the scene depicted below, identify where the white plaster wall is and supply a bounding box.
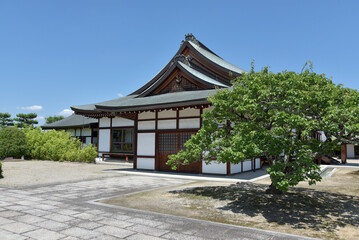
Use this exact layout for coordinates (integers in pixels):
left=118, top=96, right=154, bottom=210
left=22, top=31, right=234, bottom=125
left=75, top=129, right=81, bottom=137
left=255, top=158, right=261, bottom=169
left=179, top=118, right=200, bottom=129
left=158, top=109, right=176, bottom=118
left=137, top=158, right=155, bottom=170
left=230, top=163, right=242, bottom=174
left=85, top=137, right=92, bottom=145
left=66, top=129, right=75, bottom=136
left=112, top=117, right=134, bottom=127
left=82, top=128, right=92, bottom=136
left=202, top=161, right=227, bottom=174
left=99, top=117, right=111, bottom=128
left=179, top=108, right=200, bottom=117
left=98, top=129, right=111, bottom=152
left=158, top=120, right=176, bottom=129
left=137, top=133, right=155, bottom=156
left=243, top=159, right=252, bottom=172
left=347, top=144, right=355, bottom=158
left=138, top=120, right=156, bottom=130
left=138, top=112, right=155, bottom=120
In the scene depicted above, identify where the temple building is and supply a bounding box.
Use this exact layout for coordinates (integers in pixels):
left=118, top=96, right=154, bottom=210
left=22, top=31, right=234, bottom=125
left=42, top=114, right=98, bottom=146
left=71, top=34, right=262, bottom=174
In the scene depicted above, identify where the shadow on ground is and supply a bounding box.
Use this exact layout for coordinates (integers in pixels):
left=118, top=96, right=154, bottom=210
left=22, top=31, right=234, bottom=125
left=170, top=182, right=359, bottom=231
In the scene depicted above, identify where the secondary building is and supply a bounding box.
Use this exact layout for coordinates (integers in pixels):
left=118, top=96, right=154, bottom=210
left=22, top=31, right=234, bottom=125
left=42, top=114, right=98, bottom=146
left=71, top=34, right=262, bottom=174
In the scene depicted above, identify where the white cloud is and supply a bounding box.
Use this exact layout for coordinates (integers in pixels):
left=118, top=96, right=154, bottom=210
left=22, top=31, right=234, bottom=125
left=117, top=93, right=124, bottom=97
left=17, top=105, right=43, bottom=111
left=35, top=116, right=45, bottom=121
left=59, top=109, right=74, bottom=117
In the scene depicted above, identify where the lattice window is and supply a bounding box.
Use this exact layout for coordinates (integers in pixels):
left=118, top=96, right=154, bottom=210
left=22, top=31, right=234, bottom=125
left=180, top=133, right=194, bottom=150
left=159, top=133, right=178, bottom=154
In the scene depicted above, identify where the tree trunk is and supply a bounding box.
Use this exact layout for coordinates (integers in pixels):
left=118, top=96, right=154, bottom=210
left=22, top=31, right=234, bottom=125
left=265, top=183, right=283, bottom=194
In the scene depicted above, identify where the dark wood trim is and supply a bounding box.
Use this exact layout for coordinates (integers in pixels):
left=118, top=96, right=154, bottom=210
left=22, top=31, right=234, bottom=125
left=97, top=119, right=100, bottom=150
left=99, top=126, right=134, bottom=129
left=241, top=161, right=243, bottom=173
left=176, top=110, right=179, bottom=131
left=134, top=113, right=138, bottom=169
left=137, top=128, right=200, bottom=133
left=155, top=110, right=159, bottom=171
left=200, top=108, right=203, bottom=127
left=137, top=155, right=156, bottom=158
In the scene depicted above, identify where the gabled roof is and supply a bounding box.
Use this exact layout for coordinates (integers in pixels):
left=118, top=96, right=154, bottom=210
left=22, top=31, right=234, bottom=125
left=41, top=114, right=98, bottom=129
left=72, top=34, right=246, bottom=116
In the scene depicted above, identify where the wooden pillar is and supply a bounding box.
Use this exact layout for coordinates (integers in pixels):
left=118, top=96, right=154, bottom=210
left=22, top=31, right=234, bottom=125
left=341, top=144, right=347, bottom=164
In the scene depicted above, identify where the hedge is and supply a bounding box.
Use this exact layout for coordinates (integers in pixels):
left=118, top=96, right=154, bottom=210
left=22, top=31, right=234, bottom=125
left=0, top=127, right=28, bottom=158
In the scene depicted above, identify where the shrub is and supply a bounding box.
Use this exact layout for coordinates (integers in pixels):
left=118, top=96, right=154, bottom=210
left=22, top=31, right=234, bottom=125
left=0, top=162, right=3, bottom=178
left=23, top=127, right=97, bottom=163
left=0, top=127, right=28, bottom=158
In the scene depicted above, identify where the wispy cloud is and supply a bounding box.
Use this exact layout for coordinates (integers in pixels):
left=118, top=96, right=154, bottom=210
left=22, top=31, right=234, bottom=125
left=17, top=105, right=43, bottom=111
left=35, top=116, right=45, bottom=121
left=117, top=93, right=124, bottom=97
left=59, top=109, right=74, bottom=117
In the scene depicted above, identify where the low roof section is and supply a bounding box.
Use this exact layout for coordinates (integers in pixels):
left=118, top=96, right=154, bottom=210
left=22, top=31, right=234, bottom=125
left=41, top=114, right=98, bottom=130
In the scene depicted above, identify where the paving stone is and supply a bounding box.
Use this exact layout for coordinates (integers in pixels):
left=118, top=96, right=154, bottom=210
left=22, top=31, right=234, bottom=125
left=76, top=221, right=103, bottom=230
left=0, top=221, right=38, bottom=234
left=0, top=216, right=15, bottom=225
left=33, top=219, right=70, bottom=231
left=6, top=205, right=31, bottom=211
left=0, top=229, right=28, bottom=240
left=13, top=214, right=46, bottom=224
left=23, top=209, right=50, bottom=217
left=127, top=224, right=169, bottom=237
left=95, top=225, right=135, bottom=238
left=43, top=213, right=74, bottom=222
left=99, top=218, right=133, bottom=228
left=162, top=232, right=208, bottom=240
left=73, top=212, right=97, bottom=220
left=128, top=217, right=163, bottom=227
left=24, top=228, right=66, bottom=240
left=35, top=204, right=59, bottom=210
left=126, top=233, right=164, bottom=240
left=56, top=209, right=80, bottom=216
left=0, top=210, right=24, bottom=218
left=60, top=227, right=104, bottom=239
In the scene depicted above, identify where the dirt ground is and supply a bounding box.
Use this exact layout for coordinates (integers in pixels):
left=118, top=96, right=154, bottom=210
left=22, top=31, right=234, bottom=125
left=0, top=159, right=125, bottom=187
left=101, top=168, right=359, bottom=240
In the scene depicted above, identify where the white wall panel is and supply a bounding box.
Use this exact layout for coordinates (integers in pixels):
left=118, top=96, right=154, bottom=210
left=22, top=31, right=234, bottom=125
left=137, top=133, right=155, bottom=156
left=158, top=109, right=176, bottom=118
left=179, top=118, right=200, bottom=129
left=203, top=106, right=214, bottom=113
left=138, top=112, right=155, bottom=120
left=98, top=129, right=111, bottom=152
left=202, top=161, right=227, bottom=174
left=137, top=158, right=155, bottom=170
left=347, top=144, right=355, bottom=158
left=138, top=120, right=156, bottom=130
left=85, top=137, right=92, bottom=145
left=112, top=117, right=134, bottom=127
left=158, top=120, right=176, bottom=129
left=255, top=158, right=261, bottom=169
left=75, top=129, right=81, bottom=137
left=243, top=159, right=252, bottom=172
left=66, top=129, right=75, bottom=136
left=230, top=163, right=242, bottom=174
left=179, top=108, right=200, bottom=117
left=82, top=128, right=92, bottom=136
left=99, top=117, right=111, bottom=128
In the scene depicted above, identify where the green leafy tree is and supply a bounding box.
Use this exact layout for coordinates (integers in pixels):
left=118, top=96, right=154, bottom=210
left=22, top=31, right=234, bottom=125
left=0, top=113, right=14, bottom=128
left=14, top=113, right=38, bottom=127
left=45, top=115, right=64, bottom=124
left=168, top=66, right=359, bottom=193
left=0, top=162, right=3, bottom=178
left=0, top=127, right=28, bottom=159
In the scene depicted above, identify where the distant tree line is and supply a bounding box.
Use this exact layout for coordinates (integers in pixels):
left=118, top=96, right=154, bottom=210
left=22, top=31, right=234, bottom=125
left=0, top=113, right=64, bottom=128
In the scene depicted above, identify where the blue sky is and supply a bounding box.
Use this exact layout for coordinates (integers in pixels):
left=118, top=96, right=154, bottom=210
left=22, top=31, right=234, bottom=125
left=0, top=0, right=358, bottom=125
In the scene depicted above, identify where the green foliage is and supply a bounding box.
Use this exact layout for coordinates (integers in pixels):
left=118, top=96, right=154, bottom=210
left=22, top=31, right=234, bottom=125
left=45, top=115, right=64, bottom=124
left=0, top=162, right=3, bottom=178
left=23, top=127, right=97, bottom=163
left=0, top=113, right=14, bottom=128
left=0, top=127, right=28, bottom=158
left=15, top=113, right=38, bottom=127
left=168, top=66, right=359, bottom=193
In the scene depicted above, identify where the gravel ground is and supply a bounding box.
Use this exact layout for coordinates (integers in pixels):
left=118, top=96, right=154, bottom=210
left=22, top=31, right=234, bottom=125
left=0, top=159, right=126, bottom=187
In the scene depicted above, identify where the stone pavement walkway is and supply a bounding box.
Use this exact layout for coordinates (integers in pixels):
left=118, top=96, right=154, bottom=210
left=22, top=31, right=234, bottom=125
left=0, top=175, right=314, bottom=240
